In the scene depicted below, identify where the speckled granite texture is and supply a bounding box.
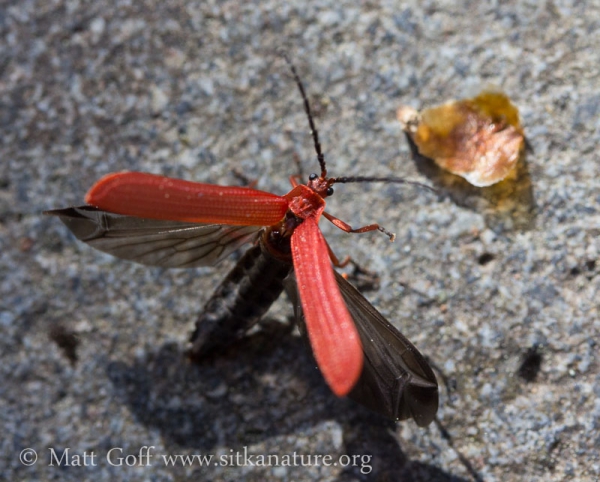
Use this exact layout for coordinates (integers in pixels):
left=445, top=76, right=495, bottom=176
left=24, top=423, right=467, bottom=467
left=1, top=1, right=598, bottom=481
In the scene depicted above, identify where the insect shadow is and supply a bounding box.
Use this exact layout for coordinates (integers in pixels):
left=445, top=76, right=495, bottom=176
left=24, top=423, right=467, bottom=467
left=106, top=329, right=468, bottom=482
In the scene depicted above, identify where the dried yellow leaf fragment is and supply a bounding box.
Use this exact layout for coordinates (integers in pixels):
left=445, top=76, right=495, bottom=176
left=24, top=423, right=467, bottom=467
left=398, top=92, right=524, bottom=187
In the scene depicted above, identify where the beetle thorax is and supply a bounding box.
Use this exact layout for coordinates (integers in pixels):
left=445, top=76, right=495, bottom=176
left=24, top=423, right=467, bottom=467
left=284, top=184, right=326, bottom=221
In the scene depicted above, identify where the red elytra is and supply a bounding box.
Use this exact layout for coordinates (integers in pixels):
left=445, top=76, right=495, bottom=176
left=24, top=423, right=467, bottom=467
left=86, top=171, right=288, bottom=226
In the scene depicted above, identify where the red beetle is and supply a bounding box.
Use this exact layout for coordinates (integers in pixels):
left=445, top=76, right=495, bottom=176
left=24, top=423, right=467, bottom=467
left=47, top=59, right=438, bottom=426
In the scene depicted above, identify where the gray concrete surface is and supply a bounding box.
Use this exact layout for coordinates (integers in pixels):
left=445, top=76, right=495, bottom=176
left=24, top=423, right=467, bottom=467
left=1, top=1, right=598, bottom=480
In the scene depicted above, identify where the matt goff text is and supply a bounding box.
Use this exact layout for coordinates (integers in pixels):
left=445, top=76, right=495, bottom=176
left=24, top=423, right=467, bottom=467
left=21, top=446, right=373, bottom=474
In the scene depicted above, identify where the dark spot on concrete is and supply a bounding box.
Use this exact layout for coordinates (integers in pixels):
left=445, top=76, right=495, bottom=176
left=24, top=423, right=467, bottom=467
left=517, top=345, right=543, bottom=383
left=49, top=324, right=78, bottom=365
left=478, top=252, right=495, bottom=265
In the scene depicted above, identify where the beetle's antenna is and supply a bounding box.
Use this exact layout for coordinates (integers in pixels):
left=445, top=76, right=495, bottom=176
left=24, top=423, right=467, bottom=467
left=332, top=176, right=438, bottom=194
left=281, top=53, right=327, bottom=178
